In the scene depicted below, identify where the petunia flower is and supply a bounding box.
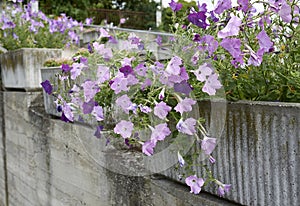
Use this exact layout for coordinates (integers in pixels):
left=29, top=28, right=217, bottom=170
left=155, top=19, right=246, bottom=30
left=82, top=80, right=99, bottom=102
left=174, top=97, right=197, bottom=115
left=192, top=63, right=213, bottom=82
left=185, top=175, right=205, bottom=194
left=217, top=15, right=242, bottom=38
left=154, top=101, right=172, bottom=119
left=114, top=120, right=134, bottom=138
left=202, top=73, right=222, bottom=96
left=151, top=123, right=171, bottom=142
left=142, top=140, right=157, bottom=156
left=217, top=184, right=231, bottom=196
left=176, top=118, right=197, bottom=135
left=256, top=30, right=273, bottom=53
left=41, top=80, right=52, bottom=95
left=201, top=136, right=217, bottom=155
left=165, top=56, right=182, bottom=75
left=169, top=0, right=183, bottom=12
left=278, top=1, right=292, bottom=23
left=116, top=94, right=132, bottom=114
left=214, top=0, right=232, bottom=14
left=177, top=151, right=185, bottom=167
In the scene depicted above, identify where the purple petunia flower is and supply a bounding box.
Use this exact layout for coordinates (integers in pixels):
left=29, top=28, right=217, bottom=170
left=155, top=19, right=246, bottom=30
left=114, top=120, right=134, bottom=138
left=119, top=65, right=134, bottom=77
left=82, top=100, right=95, bottom=114
left=97, top=65, right=110, bottom=84
left=82, top=80, right=99, bottom=102
left=154, top=101, right=172, bottom=119
left=185, top=175, right=205, bottom=194
left=217, top=15, right=242, bottom=38
left=61, top=64, right=71, bottom=72
left=176, top=118, right=197, bottom=135
left=139, top=104, right=152, bottom=113
left=92, top=105, right=104, bottom=121
left=135, top=63, right=148, bottom=76
left=174, top=97, right=197, bottom=115
left=70, top=62, right=85, bottom=80
left=220, top=38, right=242, bottom=59
left=214, top=0, right=232, bottom=14
left=177, top=151, right=185, bottom=167
left=192, top=63, right=213, bottom=82
left=188, top=6, right=209, bottom=29
left=238, top=0, right=249, bottom=13
left=169, top=0, right=183, bottom=12
left=174, top=81, right=193, bottom=95
left=201, top=136, right=217, bottom=155
left=93, top=42, right=113, bottom=60
left=142, top=140, right=156, bottom=156
left=116, top=94, right=132, bottom=114
left=202, top=73, right=222, bottom=96
left=256, top=30, right=273, bottom=53
left=217, top=184, right=231, bottom=196
left=62, top=102, right=74, bottom=122
left=110, top=77, right=129, bottom=94
left=151, top=123, right=171, bottom=142
left=94, top=125, right=104, bottom=139
left=41, top=80, right=53, bottom=95
left=165, top=56, right=182, bottom=75
left=200, top=35, right=219, bottom=56
left=279, top=1, right=292, bottom=23
left=156, top=35, right=162, bottom=46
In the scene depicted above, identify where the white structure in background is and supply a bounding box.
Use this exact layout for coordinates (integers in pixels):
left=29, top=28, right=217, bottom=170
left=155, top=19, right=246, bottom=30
left=156, top=5, right=162, bottom=27
left=31, top=0, right=39, bottom=13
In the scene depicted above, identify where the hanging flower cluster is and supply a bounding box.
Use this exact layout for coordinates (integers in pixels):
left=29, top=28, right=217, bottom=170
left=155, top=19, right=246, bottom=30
left=41, top=0, right=300, bottom=196
left=0, top=0, right=92, bottom=51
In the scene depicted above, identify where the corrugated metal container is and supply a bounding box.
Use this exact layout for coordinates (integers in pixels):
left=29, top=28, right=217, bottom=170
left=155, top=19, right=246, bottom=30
left=163, top=100, right=299, bottom=206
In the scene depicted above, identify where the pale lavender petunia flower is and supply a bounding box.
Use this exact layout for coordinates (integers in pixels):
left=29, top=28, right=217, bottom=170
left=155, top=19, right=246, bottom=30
left=142, top=140, right=156, bottom=156
left=154, top=101, right=172, bottom=119
left=70, top=62, right=85, bottom=80
left=174, top=81, right=193, bottom=95
left=220, top=38, right=242, bottom=58
left=185, top=175, right=204, bottom=194
left=93, top=42, right=113, bottom=60
left=62, top=102, right=74, bottom=122
left=156, top=35, right=162, bottom=46
left=82, top=80, right=99, bottom=102
left=217, top=184, right=231, bottom=196
left=176, top=118, right=197, bottom=135
left=279, top=1, right=292, bottom=23
left=177, top=151, right=185, bottom=167
left=151, top=123, right=171, bottom=142
left=120, top=18, right=126, bottom=24
left=92, top=105, right=104, bottom=121
left=116, top=94, right=132, bottom=114
left=256, top=30, right=273, bottom=53
left=139, top=104, right=152, bottom=113
left=110, top=77, right=129, bottom=94
left=238, top=0, right=249, bottom=13
left=192, top=63, right=213, bottom=82
left=114, top=120, right=134, bottom=138
left=200, top=35, right=219, bottom=56
left=202, top=73, right=222, bottom=95
left=217, top=15, right=242, bottom=38
left=201, top=136, right=217, bottom=155
left=174, top=98, right=197, bottom=115
left=97, top=65, right=110, bottom=84
left=165, top=56, right=182, bottom=75
left=214, top=0, right=232, bottom=14
left=135, top=63, right=148, bottom=76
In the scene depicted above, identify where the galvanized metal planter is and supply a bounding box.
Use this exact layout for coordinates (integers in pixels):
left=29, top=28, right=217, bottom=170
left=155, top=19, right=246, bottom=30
left=0, top=48, right=62, bottom=91
left=163, top=100, right=299, bottom=206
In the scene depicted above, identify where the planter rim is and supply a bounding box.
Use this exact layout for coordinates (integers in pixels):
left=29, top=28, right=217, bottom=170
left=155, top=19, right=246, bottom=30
left=1, top=48, right=62, bottom=54
left=198, top=99, right=300, bottom=107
